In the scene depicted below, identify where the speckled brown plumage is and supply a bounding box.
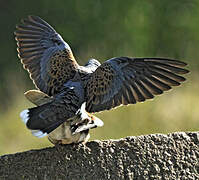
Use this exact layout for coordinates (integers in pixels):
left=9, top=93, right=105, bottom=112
left=46, top=49, right=78, bottom=94
left=15, top=16, right=79, bottom=96
left=86, top=63, right=114, bottom=102
left=85, top=57, right=189, bottom=112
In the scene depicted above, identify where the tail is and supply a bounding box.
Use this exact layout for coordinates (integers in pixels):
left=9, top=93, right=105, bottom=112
left=24, top=90, right=53, bottom=106
left=20, top=90, right=61, bottom=138
left=20, top=109, right=47, bottom=138
left=20, top=100, right=103, bottom=138
left=20, top=105, right=64, bottom=138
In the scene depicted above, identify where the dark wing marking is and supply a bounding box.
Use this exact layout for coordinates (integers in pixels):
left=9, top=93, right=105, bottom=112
left=15, top=15, right=79, bottom=95
left=85, top=57, right=189, bottom=113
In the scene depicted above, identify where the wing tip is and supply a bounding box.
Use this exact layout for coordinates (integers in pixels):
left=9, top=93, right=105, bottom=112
left=181, top=69, right=190, bottom=74
left=137, top=57, right=189, bottom=67
left=27, top=15, right=41, bottom=22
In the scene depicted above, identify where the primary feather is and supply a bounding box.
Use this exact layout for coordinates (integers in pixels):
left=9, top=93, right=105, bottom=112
left=15, top=15, right=79, bottom=96
left=85, top=57, right=189, bottom=112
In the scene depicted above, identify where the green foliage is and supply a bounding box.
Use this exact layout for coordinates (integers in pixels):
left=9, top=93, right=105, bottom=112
left=0, top=0, right=198, bottom=155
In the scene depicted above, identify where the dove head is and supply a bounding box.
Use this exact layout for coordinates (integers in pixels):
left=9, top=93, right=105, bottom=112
left=84, top=59, right=101, bottom=72
left=85, top=59, right=101, bottom=67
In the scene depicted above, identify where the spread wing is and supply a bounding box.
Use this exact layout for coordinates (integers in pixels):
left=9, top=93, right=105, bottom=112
left=85, top=57, right=189, bottom=113
left=15, top=15, right=79, bottom=95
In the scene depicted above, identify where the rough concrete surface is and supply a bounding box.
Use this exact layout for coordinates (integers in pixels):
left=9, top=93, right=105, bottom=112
left=0, top=132, right=199, bottom=180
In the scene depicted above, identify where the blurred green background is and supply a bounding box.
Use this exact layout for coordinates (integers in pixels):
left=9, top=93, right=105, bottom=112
left=0, top=0, right=198, bottom=155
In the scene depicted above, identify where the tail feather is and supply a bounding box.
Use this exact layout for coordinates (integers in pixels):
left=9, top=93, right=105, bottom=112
left=19, top=101, right=103, bottom=139
left=20, top=109, right=29, bottom=124
left=20, top=109, right=48, bottom=138
left=19, top=104, right=66, bottom=137
left=31, top=130, right=47, bottom=138
left=24, top=89, right=52, bottom=106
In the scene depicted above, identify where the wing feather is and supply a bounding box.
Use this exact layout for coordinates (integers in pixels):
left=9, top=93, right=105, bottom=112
left=15, top=15, right=79, bottom=95
left=85, top=57, right=189, bottom=113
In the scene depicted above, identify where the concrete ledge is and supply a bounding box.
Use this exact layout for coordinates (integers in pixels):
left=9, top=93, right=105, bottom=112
left=0, top=132, right=199, bottom=179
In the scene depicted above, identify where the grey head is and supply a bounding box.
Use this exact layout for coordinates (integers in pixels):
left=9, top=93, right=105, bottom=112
left=84, top=59, right=101, bottom=72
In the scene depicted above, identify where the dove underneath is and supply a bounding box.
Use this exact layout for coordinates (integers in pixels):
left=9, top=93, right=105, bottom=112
left=15, top=16, right=189, bottom=145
